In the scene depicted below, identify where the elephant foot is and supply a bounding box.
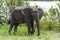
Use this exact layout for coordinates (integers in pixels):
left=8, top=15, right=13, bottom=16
left=28, top=33, right=31, bottom=36
left=31, top=30, right=35, bottom=34
left=8, top=31, right=11, bottom=35
left=28, top=32, right=32, bottom=36
left=37, top=33, right=40, bottom=36
left=13, top=32, right=17, bottom=35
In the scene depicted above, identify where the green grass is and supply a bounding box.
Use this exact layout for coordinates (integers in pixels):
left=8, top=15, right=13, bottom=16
left=0, top=24, right=60, bottom=40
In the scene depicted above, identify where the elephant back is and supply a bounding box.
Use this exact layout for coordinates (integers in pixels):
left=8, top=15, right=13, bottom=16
left=11, top=7, right=25, bottom=23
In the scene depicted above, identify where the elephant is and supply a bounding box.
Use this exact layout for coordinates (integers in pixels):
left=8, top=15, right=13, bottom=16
left=8, top=6, right=44, bottom=36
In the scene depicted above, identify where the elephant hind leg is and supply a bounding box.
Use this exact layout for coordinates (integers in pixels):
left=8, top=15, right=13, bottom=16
left=13, top=23, right=19, bottom=35
left=8, top=23, right=14, bottom=34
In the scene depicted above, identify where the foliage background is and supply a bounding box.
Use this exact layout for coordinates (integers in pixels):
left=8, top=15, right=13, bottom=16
left=0, top=0, right=60, bottom=40
left=0, top=0, right=60, bottom=30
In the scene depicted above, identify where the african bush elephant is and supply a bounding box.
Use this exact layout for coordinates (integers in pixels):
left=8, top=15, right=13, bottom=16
left=8, top=6, right=44, bottom=36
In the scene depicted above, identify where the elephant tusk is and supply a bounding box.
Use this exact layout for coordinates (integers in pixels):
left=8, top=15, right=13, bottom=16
left=22, top=10, right=25, bottom=16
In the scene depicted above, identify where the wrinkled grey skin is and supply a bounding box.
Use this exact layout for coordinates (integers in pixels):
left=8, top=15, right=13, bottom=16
left=8, top=7, right=44, bottom=36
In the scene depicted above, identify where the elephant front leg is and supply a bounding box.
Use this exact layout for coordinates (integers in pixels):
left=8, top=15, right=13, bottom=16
left=36, top=21, right=40, bottom=36
left=28, top=25, right=31, bottom=35
left=31, top=19, right=35, bottom=34
left=25, top=18, right=32, bottom=35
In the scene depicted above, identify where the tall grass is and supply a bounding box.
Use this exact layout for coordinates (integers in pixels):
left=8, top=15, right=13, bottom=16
left=0, top=24, right=60, bottom=40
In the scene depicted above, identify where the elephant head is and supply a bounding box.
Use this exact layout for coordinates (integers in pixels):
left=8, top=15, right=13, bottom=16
left=31, top=8, right=44, bottom=35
